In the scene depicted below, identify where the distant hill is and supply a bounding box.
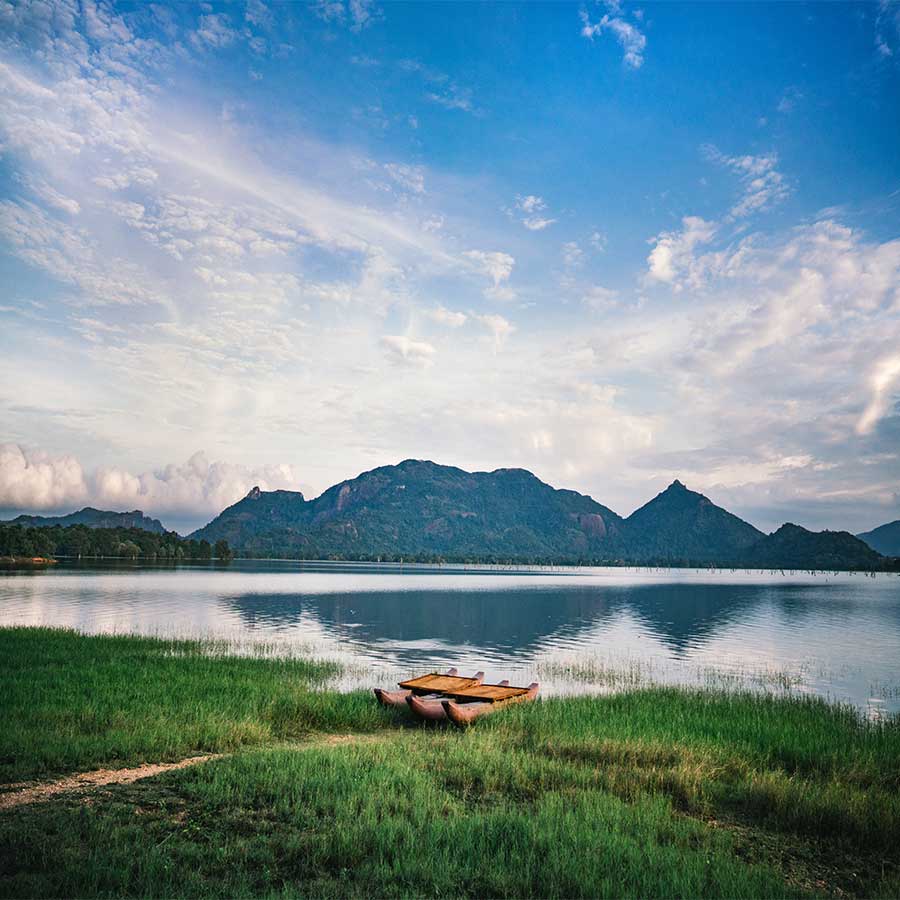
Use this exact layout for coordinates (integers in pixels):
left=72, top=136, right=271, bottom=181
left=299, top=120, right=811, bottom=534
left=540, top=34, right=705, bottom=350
left=743, top=523, right=883, bottom=570
left=192, top=459, right=625, bottom=561
left=189, top=459, right=888, bottom=570
left=622, top=480, right=764, bottom=564
left=7, top=507, right=166, bottom=534
left=857, top=520, right=900, bottom=557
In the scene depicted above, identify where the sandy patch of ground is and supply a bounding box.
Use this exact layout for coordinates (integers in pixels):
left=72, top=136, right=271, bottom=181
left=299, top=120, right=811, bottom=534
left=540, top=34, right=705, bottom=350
left=0, top=755, right=222, bottom=811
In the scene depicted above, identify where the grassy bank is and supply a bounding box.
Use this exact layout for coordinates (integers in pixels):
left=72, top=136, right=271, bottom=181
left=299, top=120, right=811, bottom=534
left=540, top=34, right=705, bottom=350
left=1, top=628, right=898, bottom=898
left=0, top=627, right=391, bottom=783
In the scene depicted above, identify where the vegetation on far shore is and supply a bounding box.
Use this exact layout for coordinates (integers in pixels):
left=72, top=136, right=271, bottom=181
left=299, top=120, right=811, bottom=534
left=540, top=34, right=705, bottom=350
left=1, top=627, right=899, bottom=898
left=0, top=523, right=232, bottom=562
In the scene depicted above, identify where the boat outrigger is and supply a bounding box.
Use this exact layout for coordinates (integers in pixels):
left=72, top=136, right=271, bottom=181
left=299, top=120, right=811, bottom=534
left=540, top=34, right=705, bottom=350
left=442, top=682, right=540, bottom=726
left=374, top=668, right=540, bottom=725
left=407, top=680, right=509, bottom=721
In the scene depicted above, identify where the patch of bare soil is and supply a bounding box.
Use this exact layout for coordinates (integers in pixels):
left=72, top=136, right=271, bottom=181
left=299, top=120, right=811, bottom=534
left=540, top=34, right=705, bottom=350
left=0, top=755, right=222, bottom=811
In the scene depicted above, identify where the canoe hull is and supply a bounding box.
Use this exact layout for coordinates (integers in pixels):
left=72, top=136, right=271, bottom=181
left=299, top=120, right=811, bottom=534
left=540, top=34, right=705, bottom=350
left=405, top=672, right=491, bottom=721
left=443, top=683, right=539, bottom=727
left=407, top=694, right=447, bottom=721
left=373, top=688, right=411, bottom=708
left=374, top=667, right=459, bottom=707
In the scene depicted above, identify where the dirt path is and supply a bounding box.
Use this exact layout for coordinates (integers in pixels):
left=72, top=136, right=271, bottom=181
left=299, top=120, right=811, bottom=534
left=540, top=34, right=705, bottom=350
left=0, top=733, right=386, bottom=812
left=0, top=755, right=223, bottom=811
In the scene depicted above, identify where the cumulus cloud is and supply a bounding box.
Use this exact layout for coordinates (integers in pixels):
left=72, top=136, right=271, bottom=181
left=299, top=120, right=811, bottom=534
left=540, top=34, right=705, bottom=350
left=0, top=444, right=88, bottom=511
left=463, top=249, right=515, bottom=299
left=0, top=445, right=304, bottom=524
left=645, top=216, right=717, bottom=289
left=580, top=7, right=647, bottom=69
left=92, top=451, right=303, bottom=518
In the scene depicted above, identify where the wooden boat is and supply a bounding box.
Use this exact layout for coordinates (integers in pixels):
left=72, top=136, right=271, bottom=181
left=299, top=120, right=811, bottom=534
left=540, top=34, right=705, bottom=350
left=374, top=668, right=484, bottom=709
left=408, top=679, right=506, bottom=722
left=442, top=682, right=540, bottom=727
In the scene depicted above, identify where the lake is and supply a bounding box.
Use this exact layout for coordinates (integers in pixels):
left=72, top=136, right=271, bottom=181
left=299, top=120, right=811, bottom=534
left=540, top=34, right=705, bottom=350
left=2, top=561, right=899, bottom=717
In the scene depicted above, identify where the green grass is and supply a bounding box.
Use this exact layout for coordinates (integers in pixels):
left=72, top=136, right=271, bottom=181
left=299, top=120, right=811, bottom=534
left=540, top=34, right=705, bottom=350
left=0, top=627, right=395, bottom=782
left=1, top=627, right=899, bottom=898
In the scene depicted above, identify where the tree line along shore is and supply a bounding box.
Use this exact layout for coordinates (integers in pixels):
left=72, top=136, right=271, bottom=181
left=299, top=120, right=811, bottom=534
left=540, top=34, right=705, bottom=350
left=0, top=523, right=232, bottom=563
left=0, top=626, right=898, bottom=898
left=2, top=521, right=899, bottom=571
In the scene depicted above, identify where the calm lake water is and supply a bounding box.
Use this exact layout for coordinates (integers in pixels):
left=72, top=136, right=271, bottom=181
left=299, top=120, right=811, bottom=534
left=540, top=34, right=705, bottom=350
left=2, top=561, right=899, bottom=717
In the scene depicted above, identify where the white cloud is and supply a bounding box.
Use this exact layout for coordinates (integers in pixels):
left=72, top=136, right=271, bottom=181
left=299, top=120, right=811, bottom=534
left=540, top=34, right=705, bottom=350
left=191, top=13, right=238, bottom=49
left=0, top=444, right=88, bottom=511
left=589, top=231, right=607, bottom=252
left=473, top=313, right=515, bottom=350
left=21, top=176, right=80, bottom=215
left=380, top=334, right=436, bottom=368
left=875, top=0, right=900, bottom=58
left=245, top=0, right=273, bottom=29
left=428, top=305, right=467, bottom=328
left=580, top=7, right=647, bottom=69
left=777, top=85, right=803, bottom=114
left=582, top=285, right=619, bottom=310
left=513, top=194, right=557, bottom=230
left=384, top=162, right=425, bottom=194
left=92, top=451, right=304, bottom=518
left=857, top=354, right=900, bottom=435
left=313, top=0, right=381, bottom=32
left=463, top=249, right=515, bottom=288
left=399, top=59, right=476, bottom=114
left=0, top=443, right=306, bottom=523
left=703, top=145, right=790, bottom=219
left=645, top=216, right=717, bottom=289
left=562, top=241, right=584, bottom=268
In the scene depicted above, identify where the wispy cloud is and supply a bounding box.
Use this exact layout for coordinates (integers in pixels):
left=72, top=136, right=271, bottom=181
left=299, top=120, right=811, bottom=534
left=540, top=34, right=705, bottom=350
left=399, top=59, right=477, bottom=114
left=380, top=334, right=436, bottom=368
left=703, top=145, right=790, bottom=219
left=313, top=0, right=381, bottom=32
left=512, top=194, right=557, bottom=231
left=580, top=5, right=647, bottom=69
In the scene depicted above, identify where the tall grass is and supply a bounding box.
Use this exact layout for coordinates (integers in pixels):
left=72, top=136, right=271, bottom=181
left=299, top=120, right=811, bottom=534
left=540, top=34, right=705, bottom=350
left=1, top=627, right=898, bottom=898
left=0, top=627, right=395, bottom=782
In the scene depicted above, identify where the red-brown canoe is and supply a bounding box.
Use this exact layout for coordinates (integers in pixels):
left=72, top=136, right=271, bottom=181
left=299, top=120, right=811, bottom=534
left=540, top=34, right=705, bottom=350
left=373, top=667, right=459, bottom=708
left=407, top=676, right=502, bottom=722
left=442, top=682, right=539, bottom=727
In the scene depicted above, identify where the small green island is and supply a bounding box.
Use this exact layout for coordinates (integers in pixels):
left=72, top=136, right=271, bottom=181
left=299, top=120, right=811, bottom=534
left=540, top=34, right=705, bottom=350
left=1, top=627, right=897, bottom=899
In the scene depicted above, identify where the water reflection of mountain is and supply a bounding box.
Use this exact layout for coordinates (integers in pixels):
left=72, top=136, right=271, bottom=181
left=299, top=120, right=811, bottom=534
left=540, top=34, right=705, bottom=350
left=226, top=587, right=620, bottom=653
left=224, top=582, right=774, bottom=657
left=610, top=584, right=765, bottom=654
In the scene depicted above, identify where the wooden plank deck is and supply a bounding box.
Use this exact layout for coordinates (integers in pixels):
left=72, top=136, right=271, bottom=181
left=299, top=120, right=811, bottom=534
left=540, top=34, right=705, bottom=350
left=398, top=674, right=481, bottom=693
left=443, top=684, right=531, bottom=703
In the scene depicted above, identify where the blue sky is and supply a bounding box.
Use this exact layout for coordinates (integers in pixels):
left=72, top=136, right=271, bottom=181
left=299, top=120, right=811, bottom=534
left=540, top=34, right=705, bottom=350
left=1, top=0, right=899, bottom=534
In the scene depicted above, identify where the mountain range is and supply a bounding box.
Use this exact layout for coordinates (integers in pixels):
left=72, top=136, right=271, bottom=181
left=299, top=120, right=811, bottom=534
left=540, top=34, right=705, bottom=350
left=191, top=460, right=888, bottom=569
left=7, top=507, right=167, bottom=534
left=4, top=460, right=894, bottom=569
left=856, top=520, right=900, bottom=557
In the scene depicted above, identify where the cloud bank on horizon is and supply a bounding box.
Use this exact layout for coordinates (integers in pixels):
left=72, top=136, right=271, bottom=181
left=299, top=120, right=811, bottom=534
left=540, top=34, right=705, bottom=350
left=0, top=0, right=899, bottom=534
